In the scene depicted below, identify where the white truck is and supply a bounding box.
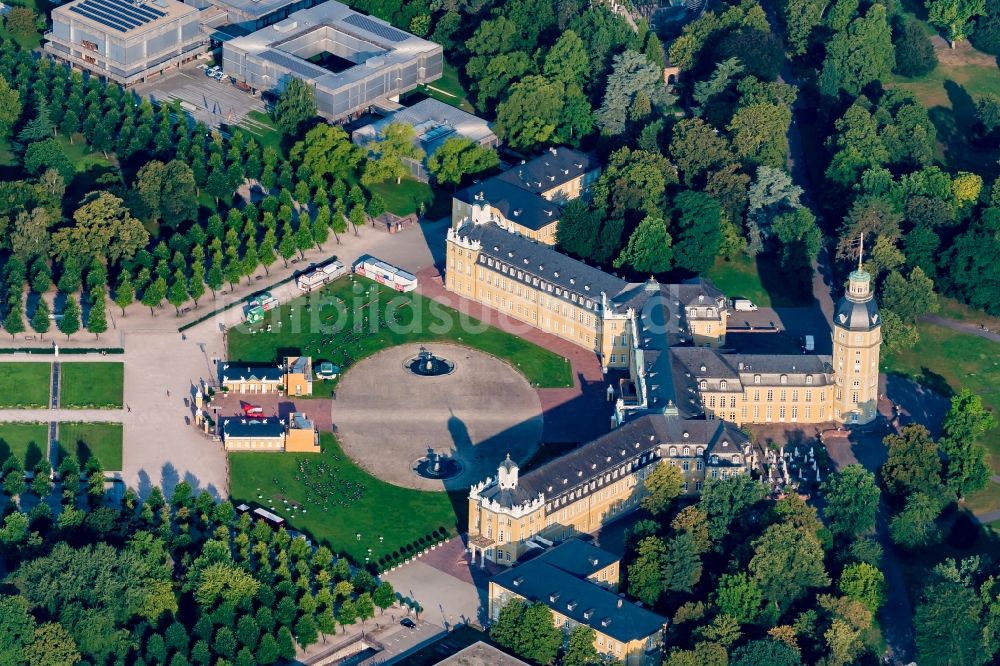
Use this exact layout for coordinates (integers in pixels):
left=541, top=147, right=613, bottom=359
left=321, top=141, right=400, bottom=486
left=732, top=299, right=758, bottom=312
left=802, top=335, right=815, bottom=352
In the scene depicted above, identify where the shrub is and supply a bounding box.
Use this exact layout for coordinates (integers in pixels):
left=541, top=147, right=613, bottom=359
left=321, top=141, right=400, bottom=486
left=893, top=16, right=937, bottom=77
left=971, top=0, right=1000, bottom=54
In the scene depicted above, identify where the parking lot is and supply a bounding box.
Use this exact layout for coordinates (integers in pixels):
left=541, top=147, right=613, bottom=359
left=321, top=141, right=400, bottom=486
left=135, top=64, right=267, bottom=129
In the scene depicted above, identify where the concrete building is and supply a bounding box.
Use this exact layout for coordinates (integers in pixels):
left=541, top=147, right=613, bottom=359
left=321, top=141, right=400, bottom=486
left=199, top=0, right=321, bottom=31
left=451, top=147, right=601, bottom=245
left=468, top=416, right=749, bottom=567
left=221, top=412, right=319, bottom=452
left=488, top=540, right=666, bottom=665
left=222, top=0, right=443, bottom=121
left=352, top=98, right=497, bottom=182
left=46, top=0, right=206, bottom=85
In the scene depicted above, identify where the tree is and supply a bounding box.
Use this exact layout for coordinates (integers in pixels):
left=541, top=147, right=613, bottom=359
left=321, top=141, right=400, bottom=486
left=3, top=301, right=24, bottom=340
left=889, top=492, right=943, bottom=549
left=114, top=273, right=134, bottom=316
left=24, top=139, right=73, bottom=182
left=426, top=136, right=499, bottom=186
left=295, top=614, right=318, bottom=649
left=627, top=536, right=667, bottom=605
left=18, top=103, right=53, bottom=144
left=714, top=28, right=784, bottom=81
left=821, top=465, right=880, bottom=538
left=614, top=214, right=673, bottom=274
left=289, top=125, right=362, bottom=183
left=894, top=16, right=937, bottom=76
left=881, top=425, right=943, bottom=497
left=662, top=532, right=704, bottom=593
left=838, top=562, right=885, bottom=614
left=728, top=103, right=792, bottom=170
left=0, top=595, right=35, bottom=666
left=598, top=50, right=673, bottom=135
left=714, top=572, right=763, bottom=624
left=641, top=462, right=683, bottom=515
left=518, top=602, right=562, bottom=665
left=881, top=267, right=939, bottom=323
left=700, top=475, right=768, bottom=544
left=53, top=193, right=149, bottom=265
left=494, top=76, right=567, bottom=150
left=355, top=592, right=375, bottom=622
left=361, top=122, right=423, bottom=186
left=562, top=625, right=601, bottom=666
left=915, top=577, right=989, bottom=665
left=10, top=208, right=50, bottom=263
left=672, top=191, right=723, bottom=274
left=783, top=0, right=830, bottom=55
left=59, top=297, right=80, bottom=339
left=26, top=623, right=80, bottom=666
left=86, top=291, right=107, bottom=338
left=0, top=74, right=21, bottom=135
left=213, top=626, right=236, bottom=660
left=30, top=298, right=49, bottom=340
left=142, top=278, right=166, bottom=315
left=373, top=581, right=395, bottom=614
left=669, top=118, right=733, bottom=188
left=276, top=626, right=296, bottom=660
left=928, top=0, right=986, bottom=45
left=274, top=78, right=316, bottom=137
left=819, top=4, right=896, bottom=97
left=750, top=524, right=829, bottom=609
left=940, top=389, right=995, bottom=497
left=336, top=599, right=357, bottom=633
left=730, top=639, right=801, bottom=666
left=255, top=633, right=279, bottom=665
left=6, top=7, right=38, bottom=38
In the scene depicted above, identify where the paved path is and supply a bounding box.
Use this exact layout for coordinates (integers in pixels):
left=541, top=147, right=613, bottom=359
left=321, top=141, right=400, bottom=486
left=919, top=315, right=1000, bottom=343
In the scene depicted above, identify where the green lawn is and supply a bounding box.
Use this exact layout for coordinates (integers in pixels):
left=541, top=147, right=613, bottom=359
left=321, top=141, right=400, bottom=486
left=0, top=423, right=49, bottom=469
left=229, top=433, right=457, bottom=563
left=883, top=323, right=1000, bottom=510
left=60, top=135, right=114, bottom=172
left=0, top=363, right=51, bottom=408
left=227, top=276, right=572, bottom=390
left=412, top=62, right=474, bottom=113
left=364, top=177, right=450, bottom=219
left=936, top=296, right=1000, bottom=330
left=889, top=47, right=1000, bottom=176
left=707, top=256, right=771, bottom=308
left=57, top=422, right=123, bottom=470
left=60, top=362, right=124, bottom=409
left=239, top=110, right=284, bottom=156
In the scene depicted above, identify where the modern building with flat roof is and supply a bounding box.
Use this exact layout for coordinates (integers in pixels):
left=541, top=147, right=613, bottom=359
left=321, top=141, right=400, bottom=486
left=45, top=0, right=206, bottom=85
left=222, top=0, right=443, bottom=121
left=352, top=98, right=497, bottom=182
left=201, top=0, right=322, bottom=30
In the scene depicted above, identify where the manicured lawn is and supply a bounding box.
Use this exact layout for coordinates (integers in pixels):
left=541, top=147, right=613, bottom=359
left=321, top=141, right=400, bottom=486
left=0, top=363, right=51, bottom=408
left=412, top=62, right=475, bottom=113
left=227, top=276, right=573, bottom=390
left=707, top=256, right=771, bottom=308
left=57, top=422, right=123, bottom=470
left=229, top=433, right=457, bottom=563
left=936, top=296, right=1000, bottom=330
left=60, top=362, right=124, bottom=409
left=60, top=135, right=114, bottom=172
left=0, top=423, right=49, bottom=469
left=883, top=323, right=1000, bottom=510
left=889, top=46, right=1000, bottom=177
left=364, top=177, right=450, bottom=219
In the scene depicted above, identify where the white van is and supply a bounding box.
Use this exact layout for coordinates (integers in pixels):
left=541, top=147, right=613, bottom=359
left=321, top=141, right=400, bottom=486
left=732, top=299, right=758, bottom=312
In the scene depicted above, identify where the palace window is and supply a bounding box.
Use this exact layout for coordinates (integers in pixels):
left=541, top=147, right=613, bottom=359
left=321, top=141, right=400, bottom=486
left=766, top=390, right=773, bottom=402
left=754, top=391, right=760, bottom=402
left=730, top=397, right=736, bottom=408
left=696, top=460, right=704, bottom=471
left=700, top=380, right=707, bottom=391
left=683, top=461, right=690, bottom=471
left=791, top=406, right=798, bottom=420
left=779, top=406, right=786, bottom=420
left=780, top=390, right=786, bottom=401
left=806, top=375, right=814, bottom=385
left=708, top=396, right=716, bottom=408
left=792, top=390, right=798, bottom=402
left=805, top=406, right=812, bottom=418
left=754, top=375, right=761, bottom=384
left=780, top=375, right=788, bottom=384
left=720, top=380, right=727, bottom=390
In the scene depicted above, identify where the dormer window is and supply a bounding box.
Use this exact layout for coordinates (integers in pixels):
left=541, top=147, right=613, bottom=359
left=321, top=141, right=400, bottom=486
left=780, top=375, right=788, bottom=385
left=700, top=380, right=707, bottom=391
left=806, top=375, right=813, bottom=385
left=720, top=380, right=727, bottom=390
left=754, top=375, right=761, bottom=384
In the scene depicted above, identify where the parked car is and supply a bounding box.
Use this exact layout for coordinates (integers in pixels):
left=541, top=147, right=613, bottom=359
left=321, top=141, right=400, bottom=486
left=400, top=618, right=416, bottom=628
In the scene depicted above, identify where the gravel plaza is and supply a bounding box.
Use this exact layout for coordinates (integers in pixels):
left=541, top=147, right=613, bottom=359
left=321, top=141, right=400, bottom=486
left=332, top=342, right=544, bottom=491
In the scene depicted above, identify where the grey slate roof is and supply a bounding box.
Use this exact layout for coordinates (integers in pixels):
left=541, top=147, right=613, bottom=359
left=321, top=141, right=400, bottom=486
left=494, top=147, right=600, bottom=196
left=533, top=538, right=618, bottom=579
left=456, top=222, right=628, bottom=306
left=222, top=418, right=285, bottom=438
left=455, top=179, right=562, bottom=231
left=221, top=364, right=284, bottom=383
left=834, top=296, right=880, bottom=332
left=493, top=559, right=666, bottom=643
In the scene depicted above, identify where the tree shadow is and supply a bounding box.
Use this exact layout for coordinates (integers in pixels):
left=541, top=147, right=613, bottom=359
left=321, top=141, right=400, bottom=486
left=24, top=441, right=44, bottom=470
left=756, top=253, right=816, bottom=307
left=0, top=438, right=11, bottom=463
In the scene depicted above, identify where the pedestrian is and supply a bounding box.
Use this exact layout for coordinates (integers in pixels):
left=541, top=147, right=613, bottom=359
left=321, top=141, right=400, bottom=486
left=126, top=404, right=131, bottom=412
left=166, top=389, right=170, bottom=397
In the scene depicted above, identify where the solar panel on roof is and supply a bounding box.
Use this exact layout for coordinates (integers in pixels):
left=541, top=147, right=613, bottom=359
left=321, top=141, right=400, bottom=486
left=88, top=0, right=153, bottom=24
left=81, top=0, right=142, bottom=27
left=342, top=13, right=409, bottom=42
left=70, top=5, right=133, bottom=31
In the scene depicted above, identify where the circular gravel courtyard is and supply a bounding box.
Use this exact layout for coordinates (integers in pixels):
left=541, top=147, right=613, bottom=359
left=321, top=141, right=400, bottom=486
left=332, top=343, right=544, bottom=491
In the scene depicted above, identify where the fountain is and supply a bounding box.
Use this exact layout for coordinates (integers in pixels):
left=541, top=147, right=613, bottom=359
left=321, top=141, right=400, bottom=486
left=414, top=449, right=463, bottom=479
left=405, top=346, right=456, bottom=377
